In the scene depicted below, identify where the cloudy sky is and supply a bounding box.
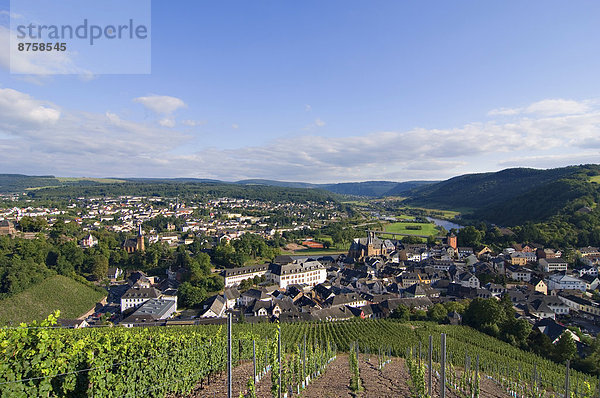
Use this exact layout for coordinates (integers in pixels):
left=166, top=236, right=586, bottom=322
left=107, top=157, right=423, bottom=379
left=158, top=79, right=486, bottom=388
left=1, top=1, right=600, bottom=183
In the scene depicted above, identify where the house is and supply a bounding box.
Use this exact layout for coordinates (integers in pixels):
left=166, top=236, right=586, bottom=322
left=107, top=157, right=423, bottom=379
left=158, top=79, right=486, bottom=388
left=121, top=298, right=177, bottom=326
left=0, top=219, right=16, bottom=236
left=326, top=293, right=367, bottom=308
left=80, top=233, right=98, bottom=248
left=525, top=299, right=556, bottom=320
left=505, top=265, right=532, bottom=282
left=223, top=264, right=269, bottom=287
left=107, top=267, right=123, bottom=282
left=484, top=283, right=506, bottom=297
left=581, top=275, right=600, bottom=291
left=457, top=272, right=480, bottom=289
left=476, top=246, right=493, bottom=258
left=57, top=318, right=89, bottom=329
left=579, top=246, right=600, bottom=258
left=546, top=273, right=586, bottom=292
left=403, top=283, right=426, bottom=298
left=539, top=258, right=568, bottom=273
left=558, top=295, right=600, bottom=318
left=120, top=286, right=160, bottom=312
left=575, top=265, right=598, bottom=277
left=222, top=287, right=241, bottom=309
left=510, top=252, right=529, bottom=266
left=201, top=295, right=227, bottom=318
left=535, top=318, right=580, bottom=344
left=239, top=288, right=271, bottom=307
left=527, top=277, right=547, bottom=295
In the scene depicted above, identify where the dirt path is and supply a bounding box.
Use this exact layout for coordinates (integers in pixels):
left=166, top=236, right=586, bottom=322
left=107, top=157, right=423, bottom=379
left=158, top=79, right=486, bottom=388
left=357, top=356, right=412, bottom=397
left=181, top=361, right=273, bottom=398
left=300, top=354, right=353, bottom=398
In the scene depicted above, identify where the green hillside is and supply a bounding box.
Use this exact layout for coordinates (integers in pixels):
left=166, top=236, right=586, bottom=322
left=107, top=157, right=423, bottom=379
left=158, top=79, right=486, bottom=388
left=0, top=174, right=61, bottom=193
left=403, top=164, right=600, bottom=225
left=0, top=275, right=105, bottom=325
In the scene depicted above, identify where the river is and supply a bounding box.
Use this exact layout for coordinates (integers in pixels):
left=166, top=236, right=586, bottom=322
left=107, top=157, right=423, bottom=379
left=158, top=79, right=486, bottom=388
left=426, top=217, right=463, bottom=231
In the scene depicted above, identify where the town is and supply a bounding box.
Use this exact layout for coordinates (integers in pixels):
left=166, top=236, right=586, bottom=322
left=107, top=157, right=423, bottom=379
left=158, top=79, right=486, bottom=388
left=1, top=190, right=599, bottom=362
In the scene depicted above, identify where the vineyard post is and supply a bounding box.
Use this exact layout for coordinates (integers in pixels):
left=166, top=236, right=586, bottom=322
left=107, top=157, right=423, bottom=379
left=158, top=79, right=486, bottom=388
left=428, top=335, right=433, bottom=397
left=441, top=333, right=446, bottom=398
left=565, top=359, right=570, bottom=398
left=278, top=326, right=282, bottom=398
left=475, top=354, right=479, bottom=387
left=227, top=312, right=232, bottom=398
left=303, top=334, right=306, bottom=380
left=418, top=340, right=422, bottom=367
left=253, top=339, right=257, bottom=383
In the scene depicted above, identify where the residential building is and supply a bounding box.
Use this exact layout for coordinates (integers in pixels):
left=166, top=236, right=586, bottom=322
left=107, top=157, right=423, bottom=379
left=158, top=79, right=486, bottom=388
left=546, top=273, right=586, bottom=292
left=539, top=258, right=568, bottom=273
left=223, top=264, right=269, bottom=287
left=269, top=259, right=326, bottom=289
left=120, top=286, right=161, bottom=312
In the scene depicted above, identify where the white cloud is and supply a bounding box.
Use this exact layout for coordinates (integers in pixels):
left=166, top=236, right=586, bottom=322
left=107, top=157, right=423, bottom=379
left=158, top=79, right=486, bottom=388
left=1, top=92, right=599, bottom=182
left=232, top=123, right=239, bottom=129
left=133, top=95, right=186, bottom=115
left=0, top=88, right=60, bottom=125
left=524, top=99, right=590, bottom=116
left=305, top=104, right=312, bottom=112
left=181, top=119, right=205, bottom=127
left=488, top=99, right=591, bottom=117
left=159, top=117, right=176, bottom=128
left=315, top=118, right=325, bottom=127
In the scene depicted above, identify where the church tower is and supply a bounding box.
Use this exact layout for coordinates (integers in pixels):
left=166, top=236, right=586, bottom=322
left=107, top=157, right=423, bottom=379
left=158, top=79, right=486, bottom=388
left=136, top=224, right=145, bottom=252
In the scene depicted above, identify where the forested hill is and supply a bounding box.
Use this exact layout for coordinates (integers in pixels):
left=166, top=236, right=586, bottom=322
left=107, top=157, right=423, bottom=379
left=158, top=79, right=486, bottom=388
left=403, top=164, right=600, bottom=225
left=0, top=174, right=61, bottom=193
left=24, top=182, right=339, bottom=203
left=0, top=175, right=433, bottom=198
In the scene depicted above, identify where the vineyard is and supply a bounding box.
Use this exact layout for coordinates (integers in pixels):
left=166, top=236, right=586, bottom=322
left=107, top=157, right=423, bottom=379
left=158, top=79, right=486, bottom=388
left=1, top=314, right=599, bottom=397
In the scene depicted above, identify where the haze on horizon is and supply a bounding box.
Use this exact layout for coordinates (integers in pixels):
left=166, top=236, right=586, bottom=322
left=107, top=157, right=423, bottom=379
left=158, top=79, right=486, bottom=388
left=0, top=1, right=599, bottom=184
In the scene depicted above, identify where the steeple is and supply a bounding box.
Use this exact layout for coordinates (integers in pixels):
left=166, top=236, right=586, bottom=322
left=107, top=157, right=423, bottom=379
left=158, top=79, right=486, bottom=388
left=136, top=224, right=145, bottom=252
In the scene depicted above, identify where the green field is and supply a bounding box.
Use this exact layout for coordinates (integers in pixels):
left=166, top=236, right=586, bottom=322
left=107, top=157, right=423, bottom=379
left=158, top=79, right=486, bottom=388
left=589, top=175, right=600, bottom=183
left=0, top=275, right=106, bottom=325
left=383, top=221, right=439, bottom=236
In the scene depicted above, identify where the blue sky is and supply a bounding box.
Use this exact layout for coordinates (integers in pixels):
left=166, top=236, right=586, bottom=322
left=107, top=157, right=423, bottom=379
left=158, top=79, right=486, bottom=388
left=0, top=0, right=599, bottom=182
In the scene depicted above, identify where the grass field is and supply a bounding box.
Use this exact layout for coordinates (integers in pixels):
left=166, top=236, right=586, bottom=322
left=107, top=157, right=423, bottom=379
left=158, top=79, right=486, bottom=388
left=0, top=275, right=106, bottom=325
left=589, top=175, right=600, bottom=183
left=383, top=221, right=438, bottom=236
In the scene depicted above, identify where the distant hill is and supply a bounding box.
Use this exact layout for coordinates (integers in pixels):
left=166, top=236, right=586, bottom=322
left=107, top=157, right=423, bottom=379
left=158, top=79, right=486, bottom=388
left=236, top=180, right=435, bottom=197
left=1, top=174, right=435, bottom=198
left=0, top=275, right=106, bottom=325
left=0, top=174, right=61, bottom=193
left=403, top=164, right=600, bottom=225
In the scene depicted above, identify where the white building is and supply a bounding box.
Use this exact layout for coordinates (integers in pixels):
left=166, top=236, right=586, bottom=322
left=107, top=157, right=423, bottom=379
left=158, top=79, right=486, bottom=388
left=546, top=274, right=586, bottom=292
left=120, top=287, right=161, bottom=312
left=539, top=258, right=569, bottom=273
left=223, top=264, right=269, bottom=287
left=269, top=260, right=327, bottom=289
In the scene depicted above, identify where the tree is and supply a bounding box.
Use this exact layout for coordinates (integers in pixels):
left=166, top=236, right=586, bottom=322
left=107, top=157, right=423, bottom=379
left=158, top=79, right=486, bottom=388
left=91, top=255, right=109, bottom=281
left=427, top=303, right=448, bottom=323
left=177, top=282, right=207, bottom=308
left=390, top=304, right=410, bottom=321
left=462, top=298, right=505, bottom=330
left=457, top=226, right=483, bottom=247
left=553, top=332, right=577, bottom=364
